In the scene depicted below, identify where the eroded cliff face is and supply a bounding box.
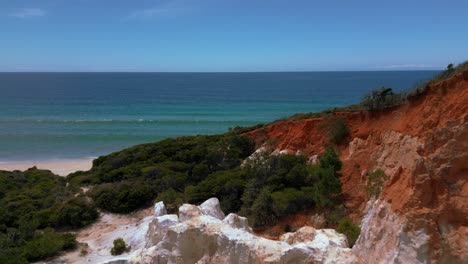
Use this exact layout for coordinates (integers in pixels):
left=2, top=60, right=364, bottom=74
left=246, top=72, right=468, bottom=263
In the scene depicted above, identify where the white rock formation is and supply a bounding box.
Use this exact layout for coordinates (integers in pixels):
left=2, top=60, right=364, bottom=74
left=129, top=198, right=356, bottom=264
left=199, top=197, right=225, bottom=220
left=154, top=201, right=167, bottom=217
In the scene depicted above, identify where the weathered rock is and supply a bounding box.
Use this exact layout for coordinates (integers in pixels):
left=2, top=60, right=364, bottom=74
left=153, top=201, right=167, bottom=217
left=178, top=204, right=203, bottom=222
left=222, top=213, right=252, bottom=233
left=145, top=214, right=178, bottom=247
left=135, top=198, right=355, bottom=264
left=199, top=197, right=225, bottom=220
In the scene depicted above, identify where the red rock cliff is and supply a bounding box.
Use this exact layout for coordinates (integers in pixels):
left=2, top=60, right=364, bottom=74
left=245, top=71, right=468, bottom=263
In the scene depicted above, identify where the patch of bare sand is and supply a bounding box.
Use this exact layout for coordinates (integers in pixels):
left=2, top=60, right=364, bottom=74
left=0, top=158, right=93, bottom=176
left=57, top=207, right=153, bottom=264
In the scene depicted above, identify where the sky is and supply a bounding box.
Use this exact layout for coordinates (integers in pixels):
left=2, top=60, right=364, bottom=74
left=0, top=0, right=467, bottom=72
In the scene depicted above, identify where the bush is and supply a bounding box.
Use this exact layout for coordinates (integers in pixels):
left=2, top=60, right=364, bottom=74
left=93, top=183, right=155, bottom=213
left=336, top=218, right=360, bottom=247
left=431, top=61, right=468, bottom=83
left=110, top=238, right=130, bottom=255
left=361, top=87, right=403, bottom=111
left=250, top=187, right=276, bottom=227
left=271, top=188, right=314, bottom=216
left=0, top=169, right=85, bottom=263
left=21, top=228, right=76, bottom=262
left=57, top=196, right=99, bottom=228
left=155, top=188, right=183, bottom=211
left=320, top=115, right=350, bottom=145
left=366, top=169, right=389, bottom=198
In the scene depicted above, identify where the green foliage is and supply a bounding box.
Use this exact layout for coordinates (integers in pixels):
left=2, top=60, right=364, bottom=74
left=70, top=121, right=345, bottom=230
left=336, top=218, right=360, bottom=247
left=366, top=169, right=389, bottom=198
left=320, top=115, right=350, bottom=145
left=156, top=188, right=183, bottom=210
left=21, top=228, right=76, bottom=262
left=92, top=182, right=154, bottom=214
left=110, top=238, right=130, bottom=256
left=72, top=134, right=255, bottom=213
left=0, top=228, right=76, bottom=263
left=229, top=124, right=265, bottom=134
left=361, top=87, right=403, bottom=111
left=250, top=187, right=276, bottom=227
left=186, top=168, right=246, bottom=213
left=431, top=61, right=468, bottom=83
left=57, top=196, right=99, bottom=228
left=0, top=169, right=91, bottom=262
left=310, top=146, right=343, bottom=208
left=329, top=117, right=350, bottom=144
left=271, top=188, right=314, bottom=216
left=238, top=146, right=343, bottom=228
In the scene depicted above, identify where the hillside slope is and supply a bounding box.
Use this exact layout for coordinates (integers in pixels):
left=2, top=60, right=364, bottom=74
left=245, top=71, right=468, bottom=263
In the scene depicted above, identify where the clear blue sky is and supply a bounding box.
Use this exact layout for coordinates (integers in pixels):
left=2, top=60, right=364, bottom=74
left=1, top=0, right=467, bottom=72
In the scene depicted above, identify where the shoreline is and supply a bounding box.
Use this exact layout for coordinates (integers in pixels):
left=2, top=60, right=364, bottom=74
left=0, top=158, right=94, bottom=176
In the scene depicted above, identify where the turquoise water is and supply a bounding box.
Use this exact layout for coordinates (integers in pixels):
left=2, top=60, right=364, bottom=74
left=0, top=71, right=437, bottom=161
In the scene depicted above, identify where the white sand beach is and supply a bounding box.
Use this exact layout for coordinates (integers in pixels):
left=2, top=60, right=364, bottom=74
left=0, top=158, right=94, bottom=176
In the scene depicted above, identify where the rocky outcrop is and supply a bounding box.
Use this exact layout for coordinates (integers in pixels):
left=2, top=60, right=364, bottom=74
left=130, top=198, right=355, bottom=264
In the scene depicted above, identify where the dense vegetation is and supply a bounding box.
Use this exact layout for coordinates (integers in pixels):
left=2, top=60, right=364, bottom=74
left=0, top=169, right=97, bottom=263
left=70, top=133, right=255, bottom=214
left=68, top=131, right=353, bottom=236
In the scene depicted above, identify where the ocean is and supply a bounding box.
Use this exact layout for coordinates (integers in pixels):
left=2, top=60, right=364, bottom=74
left=0, top=71, right=437, bottom=161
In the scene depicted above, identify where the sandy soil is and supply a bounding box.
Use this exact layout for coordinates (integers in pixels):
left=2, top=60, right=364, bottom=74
left=0, top=158, right=93, bottom=176
left=57, top=207, right=154, bottom=264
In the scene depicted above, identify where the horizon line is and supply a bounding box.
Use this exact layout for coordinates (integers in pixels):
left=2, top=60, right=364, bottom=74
left=0, top=69, right=443, bottom=73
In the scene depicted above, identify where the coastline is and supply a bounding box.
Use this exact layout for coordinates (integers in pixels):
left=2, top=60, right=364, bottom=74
left=0, top=158, right=94, bottom=176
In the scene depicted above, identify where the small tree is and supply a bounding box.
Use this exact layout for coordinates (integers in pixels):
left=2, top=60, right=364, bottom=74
left=361, top=87, right=402, bottom=111
left=320, top=115, right=350, bottom=145
left=336, top=218, right=360, bottom=247
left=366, top=169, right=389, bottom=198
left=250, top=187, right=276, bottom=227
left=110, top=238, right=130, bottom=255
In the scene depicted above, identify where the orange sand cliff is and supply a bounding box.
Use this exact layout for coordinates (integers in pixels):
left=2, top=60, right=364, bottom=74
left=245, top=71, right=468, bottom=263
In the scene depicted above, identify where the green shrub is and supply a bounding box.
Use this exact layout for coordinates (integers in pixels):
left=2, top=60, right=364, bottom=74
left=191, top=164, right=210, bottom=182
left=21, top=228, right=76, bottom=262
left=57, top=196, right=99, bottom=228
left=361, top=87, right=403, bottom=111
left=155, top=188, right=183, bottom=211
left=336, top=218, right=360, bottom=247
left=250, top=187, right=276, bottom=227
left=0, top=169, right=87, bottom=263
left=431, top=61, right=468, bottom=83
left=366, top=169, right=389, bottom=198
left=320, top=115, right=350, bottom=145
left=110, top=238, right=130, bottom=255
left=186, top=168, right=246, bottom=213
left=271, top=188, right=314, bottom=216
left=93, top=183, right=155, bottom=213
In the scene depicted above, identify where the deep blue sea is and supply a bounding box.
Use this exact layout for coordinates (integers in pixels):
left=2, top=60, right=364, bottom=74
left=0, top=71, right=437, bottom=161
